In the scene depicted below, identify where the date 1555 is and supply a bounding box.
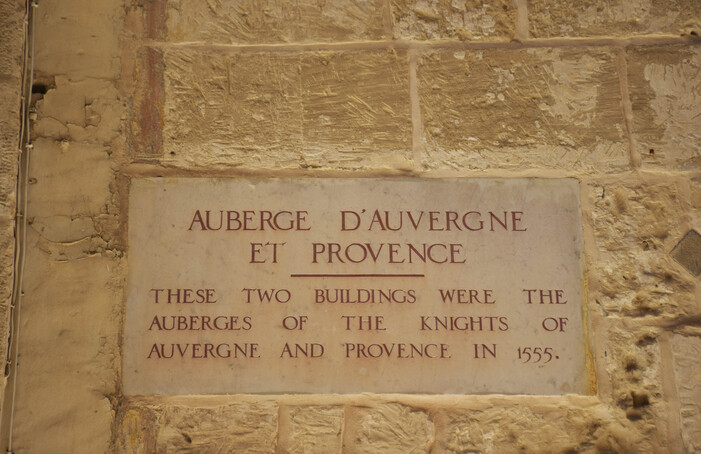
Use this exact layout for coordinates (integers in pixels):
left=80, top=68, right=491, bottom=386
left=517, top=347, right=558, bottom=363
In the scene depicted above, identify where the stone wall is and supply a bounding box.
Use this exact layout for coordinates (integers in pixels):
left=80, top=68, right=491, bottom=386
left=2, top=0, right=701, bottom=452
left=0, top=0, right=25, bottom=434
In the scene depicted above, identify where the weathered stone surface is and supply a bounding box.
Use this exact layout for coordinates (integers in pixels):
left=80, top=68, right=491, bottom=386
left=160, top=50, right=301, bottom=166
left=116, top=400, right=278, bottom=453
left=34, top=0, right=122, bottom=79
left=434, top=400, right=642, bottom=453
left=671, top=334, right=701, bottom=453
left=10, top=240, right=119, bottom=453
left=418, top=48, right=628, bottom=171
left=28, top=139, right=112, bottom=220
left=165, top=0, right=389, bottom=44
left=0, top=0, right=24, bottom=229
left=113, top=397, right=278, bottom=454
left=391, top=0, right=515, bottom=41
left=34, top=76, right=122, bottom=145
left=160, top=49, right=411, bottom=169
left=0, top=0, right=23, bottom=79
left=156, top=402, right=278, bottom=452
left=344, top=404, right=433, bottom=453
left=278, top=405, right=344, bottom=453
left=300, top=50, right=412, bottom=167
left=604, top=323, right=663, bottom=434
left=628, top=45, right=701, bottom=169
left=529, top=0, right=701, bottom=38
left=588, top=180, right=696, bottom=317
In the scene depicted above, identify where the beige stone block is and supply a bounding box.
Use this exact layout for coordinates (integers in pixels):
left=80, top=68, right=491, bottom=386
left=11, top=238, right=119, bottom=453
left=627, top=45, right=701, bottom=169
left=278, top=405, right=344, bottom=453
left=165, top=0, right=389, bottom=44
left=300, top=49, right=412, bottom=167
left=161, top=50, right=302, bottom=167
left=434, top=402, right=640, bottom=453
left=155, top=402, right=278, bottom=453
left=671, top=334, right=701, bottom=453
left=391, top=0, right=516, bottom=41
left=529, top=0, right=701, bottom=38
left=588, top=181, right=696, bottom=317
left=344, top=404, right=433, bottom=453
left=161, top=49, right=411, bottom=169
left=28, top=139, right=113, bottom=219
left=418, top=48, right=628, bottom=171
left=34, top=0, right=122, bottom=79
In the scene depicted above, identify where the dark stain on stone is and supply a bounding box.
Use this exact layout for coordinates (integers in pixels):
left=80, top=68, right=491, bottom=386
left=670, top=230, right=701, bottom=276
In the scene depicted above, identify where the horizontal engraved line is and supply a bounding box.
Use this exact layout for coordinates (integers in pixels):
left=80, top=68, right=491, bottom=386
left=290, top=273, right=425, bottom=278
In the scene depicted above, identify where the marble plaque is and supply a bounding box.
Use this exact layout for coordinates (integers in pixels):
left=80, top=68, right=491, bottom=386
left=124, top=178, right=590, bottom=395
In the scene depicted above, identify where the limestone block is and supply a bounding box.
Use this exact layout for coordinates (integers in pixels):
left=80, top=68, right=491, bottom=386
left=391, top=0, right=516, bottom=41
left=300, top=50, right=412, bottom=167
left=11, top=239, right=119, bottom=453
left=165, top=0, right=388, bottom=44
left=278, top=405, right=344, bottom=453
left=343, top=403, right=433, bottom=453
left=588, top=181, right=696, bottom=316
left=671, top=334, right=701, bottom=453
left=155, top=402, right=278, bottom=453
left=529, top=0, right=701, bottom=38
left=159, top=49, right=411, bottom=169
left=434, top=401, right=641, bottom=453
left=34, top=0, right=122, bottom=79
left=627, top=45, right=701, bottom=170
left=418, top=48, right=628, bottom=171
left=160, top=50, right=302, bottom=167
left=28, top=139, right=112, bottom=219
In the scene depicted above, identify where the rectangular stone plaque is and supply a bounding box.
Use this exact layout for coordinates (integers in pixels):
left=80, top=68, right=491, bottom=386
left=124, top=178, right=590, bottom=395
